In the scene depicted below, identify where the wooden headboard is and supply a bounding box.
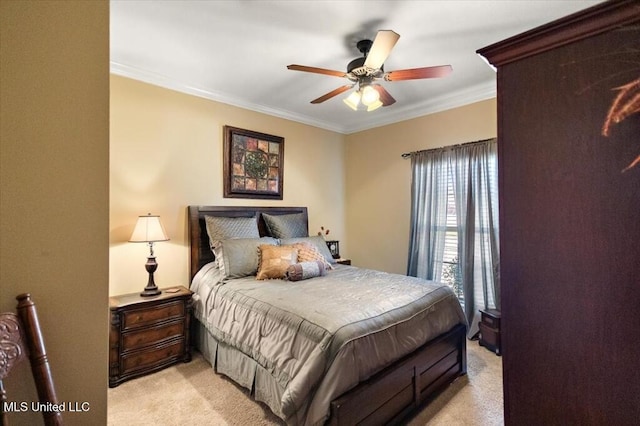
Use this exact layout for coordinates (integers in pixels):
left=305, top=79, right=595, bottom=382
left=187, top=205, right=308, bottom=282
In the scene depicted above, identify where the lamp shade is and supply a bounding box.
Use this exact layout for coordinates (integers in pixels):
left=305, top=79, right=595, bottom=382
left=343, top=90, right=361, bottom=111
left=360, top=85, right=380, bottom=106
left=129, top=214, right=169, bottom=243
left=367, top=99, right=383, bottom=111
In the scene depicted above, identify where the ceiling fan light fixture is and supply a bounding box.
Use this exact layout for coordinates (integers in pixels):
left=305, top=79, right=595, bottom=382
left=287, top=29, right=451, bottom=110
left=343, top=90, right=360, bottom=110
left=360, top=85, right=380, bottom=106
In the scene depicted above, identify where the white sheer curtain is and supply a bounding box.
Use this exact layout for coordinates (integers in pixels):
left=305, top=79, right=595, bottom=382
left=407, top=139, right=499, bottom=338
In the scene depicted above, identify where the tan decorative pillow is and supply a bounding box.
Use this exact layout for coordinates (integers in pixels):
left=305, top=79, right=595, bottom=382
left=256, top=245, right=299, bottom=280
left=288, top=242, right=334, bottom=270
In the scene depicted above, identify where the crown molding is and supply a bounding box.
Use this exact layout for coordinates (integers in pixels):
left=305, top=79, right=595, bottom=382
left=110, top=61, right=346, bottom=133
left=110, top=61, right=496, bottom=135
left=341, top=80, right=496, bottom=134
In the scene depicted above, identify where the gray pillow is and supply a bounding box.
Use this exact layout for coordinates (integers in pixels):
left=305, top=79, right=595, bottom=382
left=204, top=215, right=260, bottom=251
left=280, top=236, right=337, bottom=264
left=220, top=237, right=278, bottom=279
left=262, top=213, right=308, bottom=239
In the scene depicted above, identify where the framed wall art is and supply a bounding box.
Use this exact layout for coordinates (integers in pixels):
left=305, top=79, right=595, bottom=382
left=223, top=125, right=284, bottom=200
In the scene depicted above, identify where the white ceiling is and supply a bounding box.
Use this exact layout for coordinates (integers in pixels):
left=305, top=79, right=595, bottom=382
left=110, top=0, right=603, bottom=134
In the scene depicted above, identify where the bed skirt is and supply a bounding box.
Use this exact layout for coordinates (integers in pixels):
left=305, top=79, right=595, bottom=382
left=195, top=318, right=293, bottom=420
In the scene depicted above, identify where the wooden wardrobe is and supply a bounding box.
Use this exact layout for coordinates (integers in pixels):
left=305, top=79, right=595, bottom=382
left=478, top=1, right=640, bottom=424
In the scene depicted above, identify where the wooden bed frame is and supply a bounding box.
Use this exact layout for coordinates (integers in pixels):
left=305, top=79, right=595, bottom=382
left=187, top=205, right=467, bottom=425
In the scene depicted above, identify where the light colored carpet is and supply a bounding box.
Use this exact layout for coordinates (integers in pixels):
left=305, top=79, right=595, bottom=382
left=108, top=341, right=503, bottom=425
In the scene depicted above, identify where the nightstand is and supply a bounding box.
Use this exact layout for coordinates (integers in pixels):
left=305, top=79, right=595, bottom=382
left=336, top=258, right=351, bottom=265
left=478, top=308, right=501, bottom=355
left=109, top=286, right=193, bottom=387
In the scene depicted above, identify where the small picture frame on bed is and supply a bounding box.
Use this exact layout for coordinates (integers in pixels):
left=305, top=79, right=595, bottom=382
left=223, top=125, right=284, bottom=200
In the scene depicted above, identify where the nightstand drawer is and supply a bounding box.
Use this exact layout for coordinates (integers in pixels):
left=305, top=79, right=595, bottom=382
left=123, top=300, right=185, bottom=330
left=122, top=321, right=184, bottom=351
left=479, top=323, right=500, bottom=347
left=121, top=339, right=184, bottom=374
left=480, top=309, right=501, bottom=328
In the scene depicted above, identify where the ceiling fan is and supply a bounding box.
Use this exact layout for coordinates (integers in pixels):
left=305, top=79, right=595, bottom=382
left=287, top=30, right=452, bottom=111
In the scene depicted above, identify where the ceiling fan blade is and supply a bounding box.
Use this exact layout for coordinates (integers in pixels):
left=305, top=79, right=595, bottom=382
left=385, top=65, right=453, bottom=81
left=287, top=64, right=346, bottom=78
left=364, top=30, right=400, bottom=70
left=310, top=85, right=353, bottom=104
left=373, top=84, right=396, bottom=106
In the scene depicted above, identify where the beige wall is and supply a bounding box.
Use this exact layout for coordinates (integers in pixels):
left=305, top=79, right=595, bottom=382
left=345, top=99, right=497, bottom=274
left=109, top=75, right=346, bottom=296
left=0, top=2, right=109, bottom=425
left=110, top=76, right=496, bottom=293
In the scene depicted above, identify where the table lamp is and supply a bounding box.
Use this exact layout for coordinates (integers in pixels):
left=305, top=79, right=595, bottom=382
left=129, top=213, right=169, bottom=297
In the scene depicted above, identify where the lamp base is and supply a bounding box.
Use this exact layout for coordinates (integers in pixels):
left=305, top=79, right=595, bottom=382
left=140, top=287, right=161, bottom=297
left=140, top=255, right=161, bottom=297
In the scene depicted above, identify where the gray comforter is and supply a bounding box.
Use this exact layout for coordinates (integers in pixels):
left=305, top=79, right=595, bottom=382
left=191, top=263, right=466, bottom=425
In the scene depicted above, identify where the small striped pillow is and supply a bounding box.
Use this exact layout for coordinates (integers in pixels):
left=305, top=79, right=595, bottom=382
left=286, top=261, right=326, bottom=281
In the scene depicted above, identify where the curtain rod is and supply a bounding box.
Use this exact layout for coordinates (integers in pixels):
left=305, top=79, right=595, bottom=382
left=401, top=137, right=496, bottom=159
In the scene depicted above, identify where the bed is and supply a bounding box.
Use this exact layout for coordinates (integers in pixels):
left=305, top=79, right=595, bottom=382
left=188, top=205, right=467, bottom=425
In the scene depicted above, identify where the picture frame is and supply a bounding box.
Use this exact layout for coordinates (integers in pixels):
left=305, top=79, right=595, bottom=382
left=325, top=240, right=340, bottom=259
left=223, top=125, right=284, bottom=200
